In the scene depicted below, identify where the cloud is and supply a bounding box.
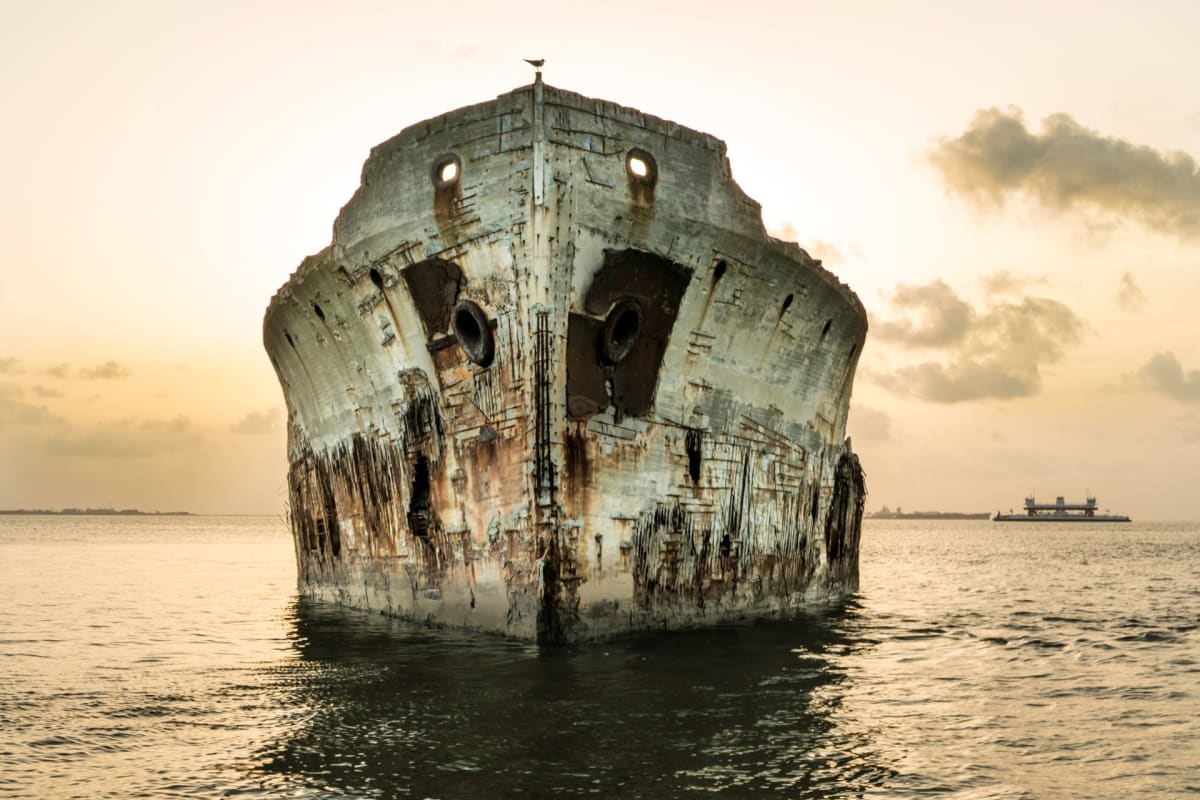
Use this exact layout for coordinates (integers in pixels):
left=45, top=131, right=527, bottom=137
left=1138, top=352, right=1200, bottom=402
left=876, top=359, right=1041, bottom=403
left=929, top=107, right=1200, bottom=238
left=1178, top=413, right=1200, bottom=443
left=769, top=222, right=799, bottom=242
left=767, top=223, right=857, bottom=266
left=31, top=385, right=62, bottom=398
left=847, top=405, right=891, bottom=443
left=45, top=363, right=72, bottom=379
left=980, top=270, right=1052, bottom=297
left=872, top=279, right=973, bottom=347
left=806, top=238, right=846, bottom=266
left=872, top=282, right=1084, bottom=403
left=229, top=407, right=283, bottom=435
left=80, top=360, right=131, bottom=380
left=0, top=357, right=19, bottom=374
left=43, top=415, right=202, bottom=458
left=0, top=383, right=69, bottom=432
left=1116, top=271, right=1146, bottom=311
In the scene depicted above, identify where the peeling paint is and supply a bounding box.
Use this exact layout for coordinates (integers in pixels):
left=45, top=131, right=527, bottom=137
left=264, top=79, right=868, bottom=643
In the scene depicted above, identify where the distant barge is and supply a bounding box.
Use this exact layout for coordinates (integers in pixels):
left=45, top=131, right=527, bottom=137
left=993, top=496, right=1130, bottom=522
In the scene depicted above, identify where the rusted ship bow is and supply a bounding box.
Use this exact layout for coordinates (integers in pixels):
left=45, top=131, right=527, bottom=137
left=264, top=77, right=868, bottom=643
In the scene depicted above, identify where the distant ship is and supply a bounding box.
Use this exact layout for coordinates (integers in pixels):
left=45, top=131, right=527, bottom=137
left=993, top=495, right=1131, bottom=522
left=867, top=506, right=989, bottom=520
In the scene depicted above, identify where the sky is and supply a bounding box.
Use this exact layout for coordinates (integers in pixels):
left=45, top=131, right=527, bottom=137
left=1, top=0, right=1198, bottom=518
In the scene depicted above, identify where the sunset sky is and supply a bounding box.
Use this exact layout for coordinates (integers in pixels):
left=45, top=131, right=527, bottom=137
left=2, top=1, right=1198, bottom=518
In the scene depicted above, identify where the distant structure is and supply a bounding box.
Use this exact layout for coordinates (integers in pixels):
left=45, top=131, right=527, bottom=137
left=993, top=495, right=1131, bottom=522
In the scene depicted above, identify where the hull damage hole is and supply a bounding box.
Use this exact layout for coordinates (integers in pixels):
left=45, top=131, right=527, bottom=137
left=315, top=516, right=341, bottom=559
left=781, top=293, right=794, bottom=315
left=369, top=268, right=384, bottom=290
left=313, top=303, right=325, bottom=322
left=825, top=453, right=865, bottom=568
left=407, top=455, right=433, bottom=539
left=452, top=300, right=495, bottom=368
left=685, top=428, right=703, bottom=484
left=402, top=258, right=464, bottom=337
left=712, top=260, right=727, bottom=285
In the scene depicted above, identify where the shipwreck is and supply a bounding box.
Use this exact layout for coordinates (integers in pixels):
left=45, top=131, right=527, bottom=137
left=263, top=74, right=868, bottom=643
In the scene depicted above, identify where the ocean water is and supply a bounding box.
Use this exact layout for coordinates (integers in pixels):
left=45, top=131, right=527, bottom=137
left=1, top=515, right=1197, bottom=799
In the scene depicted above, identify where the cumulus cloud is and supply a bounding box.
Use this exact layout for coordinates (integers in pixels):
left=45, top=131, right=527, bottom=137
left=0, top=384, right=69, bottom=432
left=80, top=361, right=131, bottom=380
left=767, top=223, right=857, bottom=266
left=847, top=405, right=891, bottom=443
left=929, top=107, right=1200, bottom=238
left=769, top=222, right=800, bottom=242
left=1117, top=271, right=1146, bottom=311
left=872, top=279, right=973, bottom=347
left=980, top=270, right=1052, bottom=297
left=43, top=416, right=201, bottom=458
left=806, top=238, right=846, bottom=266
left=872, top=282, right=1084, bottom=403
left=1138, top=352, right=1200, bottom=402
left=230, top=407, right=283, bottom=435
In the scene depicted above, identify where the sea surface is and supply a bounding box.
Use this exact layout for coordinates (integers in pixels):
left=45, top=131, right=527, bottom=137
left=1, top=515, right=1197, bottom=799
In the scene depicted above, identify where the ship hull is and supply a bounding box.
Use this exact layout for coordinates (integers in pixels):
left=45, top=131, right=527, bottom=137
left=264, top=82, right=868, bottom=643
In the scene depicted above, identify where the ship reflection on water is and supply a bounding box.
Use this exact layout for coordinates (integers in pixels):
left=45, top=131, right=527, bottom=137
left=253, top=600, right=891, bottom=798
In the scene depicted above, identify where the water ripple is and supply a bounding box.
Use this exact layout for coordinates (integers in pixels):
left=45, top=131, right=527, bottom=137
left=1, top=516, right=1198, bottom=798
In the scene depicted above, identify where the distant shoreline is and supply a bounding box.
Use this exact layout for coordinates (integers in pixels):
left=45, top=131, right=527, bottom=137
left=0, top=509, right=193, bottom=516
left=867, top=511, right=991, bottom=520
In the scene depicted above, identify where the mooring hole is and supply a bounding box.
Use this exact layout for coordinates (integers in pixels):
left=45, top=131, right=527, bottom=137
left=369, top=268, right=384, bottom=290
left=624, top=148, right=657, bottom=185
left=452, top=299, right=495, bottom=367
left=611, top=308, right=639, bottom=352
left=432, top=153, right=462, bottom=189
left=313, top=303, right=325, bottom=322
left=600, top=299, right=642, bottom=366
left=456, top=306, right=480, bottom=340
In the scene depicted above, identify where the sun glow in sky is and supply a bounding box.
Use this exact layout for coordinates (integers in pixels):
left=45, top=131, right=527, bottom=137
left=2, top=1, right=1198, bottom=518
